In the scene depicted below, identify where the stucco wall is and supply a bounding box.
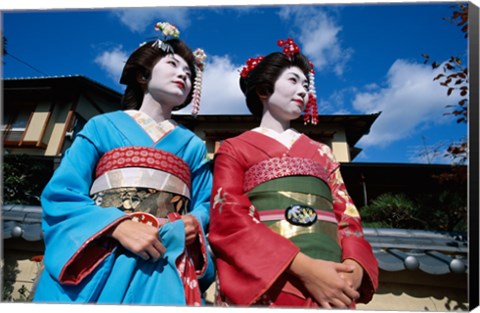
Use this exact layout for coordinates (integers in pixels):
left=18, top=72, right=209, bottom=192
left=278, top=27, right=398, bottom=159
left=357, top=282, right=469, bottom=311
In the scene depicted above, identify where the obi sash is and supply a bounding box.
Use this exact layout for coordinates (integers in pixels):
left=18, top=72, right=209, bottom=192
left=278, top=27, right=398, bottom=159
left=90, top=146, right=191, bottom=220
left=244, top=156, right=341, bottom=262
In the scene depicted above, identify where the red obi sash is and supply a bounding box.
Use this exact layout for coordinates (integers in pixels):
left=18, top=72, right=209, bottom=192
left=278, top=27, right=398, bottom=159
left=243, top=156, right=330, bottom=193
left=95, top=146, right=191, bottom=188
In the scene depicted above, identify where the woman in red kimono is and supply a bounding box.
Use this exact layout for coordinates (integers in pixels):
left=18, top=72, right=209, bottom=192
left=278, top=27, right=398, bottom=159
left=209, top=38, right=378, bottom=308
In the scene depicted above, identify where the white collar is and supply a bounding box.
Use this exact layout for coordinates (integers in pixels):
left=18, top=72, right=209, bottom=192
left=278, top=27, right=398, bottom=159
left=252, top=127, right=301, bottom=148
left=125, top=110, right=176, bottom=141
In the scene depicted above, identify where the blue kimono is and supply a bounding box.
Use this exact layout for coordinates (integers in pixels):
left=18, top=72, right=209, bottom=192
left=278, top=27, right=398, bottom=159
left=33, top=110, right=215, bottom=305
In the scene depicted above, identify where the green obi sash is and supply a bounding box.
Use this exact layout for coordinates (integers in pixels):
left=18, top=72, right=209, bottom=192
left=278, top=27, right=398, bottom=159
left=248, top=176, right=341, bottom=262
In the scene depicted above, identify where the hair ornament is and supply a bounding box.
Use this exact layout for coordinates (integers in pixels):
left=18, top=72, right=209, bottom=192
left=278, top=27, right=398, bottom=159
left=277, top=38, right=300, bottom=60
left=191, top=48, right=207, bottom=117
left=240, top=56, right=264, bottom=78
left=303, top=60, right=318, bottom=125
left=151, top=22, right=180, bottom=53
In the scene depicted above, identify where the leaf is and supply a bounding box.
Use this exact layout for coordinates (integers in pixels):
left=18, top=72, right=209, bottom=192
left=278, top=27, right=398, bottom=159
left=447, top=88, right=454, bottom=96
left=434, top=73, right=444, bottom=80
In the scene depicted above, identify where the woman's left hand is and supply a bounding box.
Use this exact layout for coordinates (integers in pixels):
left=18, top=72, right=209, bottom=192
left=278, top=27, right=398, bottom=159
left=340, top=259, right=364, bottom=290
left=181, top=215, right=199, bottom=245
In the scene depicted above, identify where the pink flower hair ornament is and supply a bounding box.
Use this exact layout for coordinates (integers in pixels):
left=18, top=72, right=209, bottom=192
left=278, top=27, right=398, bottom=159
left=240, top=38, right=319, bottom=125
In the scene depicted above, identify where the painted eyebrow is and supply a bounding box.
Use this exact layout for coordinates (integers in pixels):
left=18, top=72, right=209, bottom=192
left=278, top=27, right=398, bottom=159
left=170, top=55, right=192, bottom=74
left=287, top=71, right=308, bottom=84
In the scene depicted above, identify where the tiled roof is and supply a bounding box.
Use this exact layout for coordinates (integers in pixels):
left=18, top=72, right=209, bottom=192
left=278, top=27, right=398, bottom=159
left=3, top=204, right=43, bottom=241
left=3, top=75, right=122, bottom=99
left=365, top=228, right=468, bottom=275
left=2, top=204, right=468, bottom=275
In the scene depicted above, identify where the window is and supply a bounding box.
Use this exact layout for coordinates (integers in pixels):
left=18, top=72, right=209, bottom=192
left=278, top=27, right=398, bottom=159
left=2, top=102, right=36, bottom=144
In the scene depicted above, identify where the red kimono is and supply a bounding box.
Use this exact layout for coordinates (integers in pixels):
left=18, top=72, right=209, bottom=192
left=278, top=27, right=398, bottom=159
left=209, top=129, right=378, bottom=307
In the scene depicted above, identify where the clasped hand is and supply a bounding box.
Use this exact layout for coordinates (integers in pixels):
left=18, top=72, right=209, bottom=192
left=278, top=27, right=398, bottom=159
left=110, top=214, right=200, bottom=261
left=289, top=253, right=362, bottom=308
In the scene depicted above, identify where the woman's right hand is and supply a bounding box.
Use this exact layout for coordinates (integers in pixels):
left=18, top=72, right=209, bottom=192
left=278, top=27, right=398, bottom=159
left=288, top=252, right=359, bottom=308
left=109, top=219, right=166, bottom=262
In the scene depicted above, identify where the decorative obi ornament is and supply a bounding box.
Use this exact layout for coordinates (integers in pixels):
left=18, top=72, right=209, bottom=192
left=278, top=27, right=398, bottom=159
left=285, top=204, right=318, bottom=227
left=90, top=146, right=192, bottom=222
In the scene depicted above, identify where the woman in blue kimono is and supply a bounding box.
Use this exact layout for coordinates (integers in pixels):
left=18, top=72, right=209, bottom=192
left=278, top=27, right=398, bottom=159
left=33, top=22, right=214, bottom=305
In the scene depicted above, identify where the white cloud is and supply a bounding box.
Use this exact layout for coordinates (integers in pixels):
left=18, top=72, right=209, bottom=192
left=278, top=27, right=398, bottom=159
left=176, top=55, right=248, bottom=115
left=318, top=86, right=358, bottom=114
left=94, top=46, right=128, bottom=83
left=354, top=59, right=462, bottom=148
left=278, top=6, right=352, bottom=77
left=112, top=7, right=191, bottom=33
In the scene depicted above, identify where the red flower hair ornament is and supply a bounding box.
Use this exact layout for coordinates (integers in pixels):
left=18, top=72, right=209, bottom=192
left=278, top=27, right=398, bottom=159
left=240, top=38, right=318, bottom=125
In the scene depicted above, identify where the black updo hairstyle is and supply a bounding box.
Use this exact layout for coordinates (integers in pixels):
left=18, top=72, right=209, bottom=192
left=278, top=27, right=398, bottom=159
left=120, top=38, right=196, bottom=110
left=239, top=52, right=312, bottom=119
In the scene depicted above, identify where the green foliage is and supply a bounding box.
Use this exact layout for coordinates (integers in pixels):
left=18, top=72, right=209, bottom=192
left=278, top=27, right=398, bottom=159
left=362, top=188, right=467, bottom=232
left=361, top=193, right=427, bottom=229
left=415, top=190, right=467, bottom=232
left=2, top=154, right=52, bottom=205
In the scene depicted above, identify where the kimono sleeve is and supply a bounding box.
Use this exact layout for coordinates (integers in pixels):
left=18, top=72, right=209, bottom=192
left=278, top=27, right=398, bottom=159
left=321, top=145, right=379, bottom=303
left=183, top=136, right=215, bottom=289
left=41, top=118, right=129, bottom=285
left=186, top=137, right=212, bottom=230
left=208, top=140, right=300, bottom=305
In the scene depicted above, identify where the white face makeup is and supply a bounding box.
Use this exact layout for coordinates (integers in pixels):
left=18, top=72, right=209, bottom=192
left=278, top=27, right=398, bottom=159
left=264, top=66, right=309, bottom=123
left=147, top=53, right=192, bottom=108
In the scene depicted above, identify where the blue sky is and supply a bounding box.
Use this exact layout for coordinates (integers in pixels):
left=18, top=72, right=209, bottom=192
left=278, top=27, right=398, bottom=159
left=1, top=1, right=470, bottom=164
